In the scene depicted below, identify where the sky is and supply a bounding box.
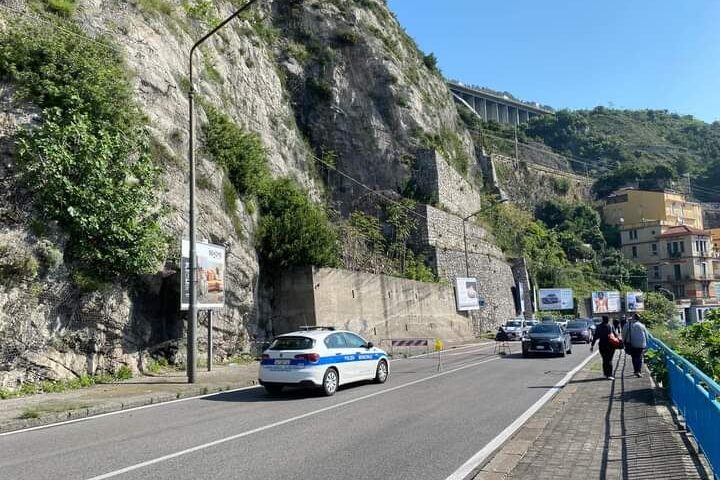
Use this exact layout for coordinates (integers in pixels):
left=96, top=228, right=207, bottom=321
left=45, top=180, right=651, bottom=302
left=387, top=0, right=720, bottom=123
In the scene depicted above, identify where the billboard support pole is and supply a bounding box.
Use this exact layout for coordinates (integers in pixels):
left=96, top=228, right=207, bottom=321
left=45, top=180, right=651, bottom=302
left=207, top=310, right=213, bottom=372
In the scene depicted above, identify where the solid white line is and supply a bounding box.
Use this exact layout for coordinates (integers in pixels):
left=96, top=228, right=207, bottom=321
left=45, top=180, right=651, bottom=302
left=84, top=356, right=501, bottom=480
left=3, top=342, right=492, bottom=438
left=0, top=384, right=262, bottom=438
left=443, top=350, right=600, bottom=480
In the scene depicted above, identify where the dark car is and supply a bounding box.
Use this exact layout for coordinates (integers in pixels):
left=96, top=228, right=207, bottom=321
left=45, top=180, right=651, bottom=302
left=566, top=320, right=593, bottom=343
left=541, top=293, right=560, bottom=305
left=522, top=323, right=572, bottom=357
left=577, top=318, right=596, bottom=336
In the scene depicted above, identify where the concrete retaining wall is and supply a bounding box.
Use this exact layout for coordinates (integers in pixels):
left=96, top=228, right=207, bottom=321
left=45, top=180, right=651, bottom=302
left=272, top=267, right=474, bottom=344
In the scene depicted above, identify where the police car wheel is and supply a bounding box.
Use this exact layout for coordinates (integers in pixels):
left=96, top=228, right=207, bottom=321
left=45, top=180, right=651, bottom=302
left=322, top=368, right=338, bottom=396
left=264, top=384, right=283, bottom=395
left=374, top=360, right=388, bottom=384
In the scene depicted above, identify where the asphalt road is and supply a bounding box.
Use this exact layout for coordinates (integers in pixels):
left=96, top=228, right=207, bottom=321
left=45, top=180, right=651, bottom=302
left=0, top=342, right=593, bottom=480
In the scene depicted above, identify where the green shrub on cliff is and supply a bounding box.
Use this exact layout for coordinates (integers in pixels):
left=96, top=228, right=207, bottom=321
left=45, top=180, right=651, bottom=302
left=0, top=17, right=166, bottom=280
left=203, top=108, right=340, bottom=271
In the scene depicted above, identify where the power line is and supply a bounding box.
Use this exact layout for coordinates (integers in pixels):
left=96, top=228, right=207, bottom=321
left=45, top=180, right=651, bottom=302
left=0, top=3, right=121, bottom=53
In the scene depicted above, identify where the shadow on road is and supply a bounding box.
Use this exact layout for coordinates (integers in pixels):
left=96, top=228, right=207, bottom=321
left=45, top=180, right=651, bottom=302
left=200, top=381, right=378, bottom=403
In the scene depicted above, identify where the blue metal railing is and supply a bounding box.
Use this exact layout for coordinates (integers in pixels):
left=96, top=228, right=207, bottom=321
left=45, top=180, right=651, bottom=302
left=648, top=334, right=720, bottom=478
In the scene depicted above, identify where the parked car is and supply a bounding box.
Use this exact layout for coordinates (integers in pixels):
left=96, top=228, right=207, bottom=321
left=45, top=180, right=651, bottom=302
left=503, top=318, right=527, bottom=340
left=522, top=323, right=572, bottom=357
left=259, top=327, right=389, bottom=396
left=565, top=320, right=593, bottom=343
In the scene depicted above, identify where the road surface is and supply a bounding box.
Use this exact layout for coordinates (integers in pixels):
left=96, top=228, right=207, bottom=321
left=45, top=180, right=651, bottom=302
left=0, top=342, right=593, bottom=480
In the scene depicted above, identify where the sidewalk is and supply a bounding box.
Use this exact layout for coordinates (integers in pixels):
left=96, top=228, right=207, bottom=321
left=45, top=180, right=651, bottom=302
left=0, top=362, right=260, bottom=434
left=474, top=351, right=712, bottom=480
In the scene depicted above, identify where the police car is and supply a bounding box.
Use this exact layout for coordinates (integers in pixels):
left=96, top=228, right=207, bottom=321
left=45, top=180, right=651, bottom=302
left=259, top=327, right=389, bottom=396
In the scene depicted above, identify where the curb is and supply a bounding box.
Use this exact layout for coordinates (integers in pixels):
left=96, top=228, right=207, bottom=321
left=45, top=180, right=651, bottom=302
left=0, top=378, right=260, bottom=435
left=463, top=354, right=599, bottom=480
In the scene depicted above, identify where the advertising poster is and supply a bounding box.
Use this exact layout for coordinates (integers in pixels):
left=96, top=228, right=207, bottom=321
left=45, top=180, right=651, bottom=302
left=181, top=239, right=226, bottom=310
left=455, top=277, right=480, bottom=311
left=592, top=291, right=621, bottom=314
left=626, top=292, right=645, bottom=312
left=538, top=288, right=574, bottom=311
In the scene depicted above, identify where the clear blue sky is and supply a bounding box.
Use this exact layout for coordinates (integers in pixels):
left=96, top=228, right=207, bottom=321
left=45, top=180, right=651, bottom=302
left=387, top=0, right=720, bottom=123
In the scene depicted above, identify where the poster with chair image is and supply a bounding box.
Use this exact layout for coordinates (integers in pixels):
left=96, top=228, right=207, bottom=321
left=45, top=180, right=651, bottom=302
left=181, top=239, right=226, bottom=310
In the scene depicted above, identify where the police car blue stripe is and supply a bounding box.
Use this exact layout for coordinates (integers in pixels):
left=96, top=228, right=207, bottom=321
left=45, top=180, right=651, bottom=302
left=261, top=352, right=385, bottom=366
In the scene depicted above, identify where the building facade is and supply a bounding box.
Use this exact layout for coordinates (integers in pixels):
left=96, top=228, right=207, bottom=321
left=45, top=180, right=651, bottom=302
left=604, top=189, right=718, bottom=323
left=603, top=188, right=704, bottom=229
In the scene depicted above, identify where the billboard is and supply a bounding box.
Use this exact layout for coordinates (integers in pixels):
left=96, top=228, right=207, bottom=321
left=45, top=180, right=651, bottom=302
left=626, top=292, right=645, bottom=312
left=538, top=288, right=574, bottom=311
left=455, top=277, right=480, bottom=311
left=181, top=239, right=226, bottom=310
left=592, top=290, right=621, bottom=314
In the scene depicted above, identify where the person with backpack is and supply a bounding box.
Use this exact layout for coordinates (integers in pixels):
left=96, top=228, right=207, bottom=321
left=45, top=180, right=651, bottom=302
left=623, top=314, right=649, bottom=377
left=590, top=316, right=620, bottom=380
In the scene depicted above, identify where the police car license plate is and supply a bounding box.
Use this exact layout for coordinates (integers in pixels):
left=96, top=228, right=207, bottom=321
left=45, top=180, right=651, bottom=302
left=274, top=359, right=290, bottom=365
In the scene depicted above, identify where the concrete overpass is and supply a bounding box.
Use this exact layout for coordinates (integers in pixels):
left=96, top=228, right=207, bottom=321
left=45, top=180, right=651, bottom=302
left=448, top=81, right=553, bottom=125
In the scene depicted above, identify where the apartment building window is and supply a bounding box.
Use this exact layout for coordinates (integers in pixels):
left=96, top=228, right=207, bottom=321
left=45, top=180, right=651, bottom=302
left=680, top=241, right=685, bottom=253
left=702, top=262, right=708, bottom=278
left=674, top=264, right=682, bottom=281
left=651, top=243, right=658, bottom=255
left=702, top=283, right=710, bottom=297
left=632, top=246, right=638, bottom=258
left=629, top=230, right=638, bottom=240
left=679, top=284, right=686, bottom=297
left=653, top=266, right=660, bottom=279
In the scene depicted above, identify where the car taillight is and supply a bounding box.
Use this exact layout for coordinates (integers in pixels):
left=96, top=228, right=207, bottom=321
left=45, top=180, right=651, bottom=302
left=261, top=354, right=270, bottom=360
left=295, top=353, right=320, bottom=363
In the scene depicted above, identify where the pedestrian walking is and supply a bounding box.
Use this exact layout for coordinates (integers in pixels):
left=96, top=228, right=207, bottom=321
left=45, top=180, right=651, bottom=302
left=591, top=316, right=617, bottom=380
left=623, top=314, right=648, bottom=377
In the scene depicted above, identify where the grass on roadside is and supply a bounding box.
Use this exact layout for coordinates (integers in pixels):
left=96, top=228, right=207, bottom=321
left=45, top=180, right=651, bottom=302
left=1, top=367, right=135, bottom=401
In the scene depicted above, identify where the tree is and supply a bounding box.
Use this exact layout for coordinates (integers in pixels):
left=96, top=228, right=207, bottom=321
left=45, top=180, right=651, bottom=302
left=638, top=292, right=678, bottom=327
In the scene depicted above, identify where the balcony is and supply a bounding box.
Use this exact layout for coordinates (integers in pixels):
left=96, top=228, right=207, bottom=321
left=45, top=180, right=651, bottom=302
left=668, top=250, right=683, bottom=259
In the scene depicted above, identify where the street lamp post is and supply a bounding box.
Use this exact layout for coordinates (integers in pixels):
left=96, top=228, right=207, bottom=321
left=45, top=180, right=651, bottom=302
left=187, top=0, right=261, bottom=384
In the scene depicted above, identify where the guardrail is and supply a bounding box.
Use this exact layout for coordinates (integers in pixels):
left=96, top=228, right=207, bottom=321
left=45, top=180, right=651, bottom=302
left=648, top=334, right=720, bottom=478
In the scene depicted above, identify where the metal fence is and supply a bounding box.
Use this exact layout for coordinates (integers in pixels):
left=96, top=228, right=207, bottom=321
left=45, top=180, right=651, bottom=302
left=648, top=334, right=720, bottom=478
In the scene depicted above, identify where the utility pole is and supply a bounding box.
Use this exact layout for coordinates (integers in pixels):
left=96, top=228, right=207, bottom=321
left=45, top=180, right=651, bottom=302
left=187, top=0, right=261, bottom=383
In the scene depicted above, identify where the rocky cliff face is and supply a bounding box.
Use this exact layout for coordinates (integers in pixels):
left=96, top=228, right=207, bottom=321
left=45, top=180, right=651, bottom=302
left=0, top=0, right=480, bottom=387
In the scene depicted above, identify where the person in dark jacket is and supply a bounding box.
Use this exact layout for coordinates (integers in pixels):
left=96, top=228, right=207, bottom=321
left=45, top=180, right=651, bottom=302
left=591, top=316, right=616, bottom=380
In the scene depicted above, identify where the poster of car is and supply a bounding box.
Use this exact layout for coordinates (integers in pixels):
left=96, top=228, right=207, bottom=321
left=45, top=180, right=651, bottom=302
left=538, top=288, right=574, bottom=311
left=181, top=239, right=226, bottom=310
left=626, top=291, right=645, bottom=312
left=455, top=277, right=480, bottom=311
left=592, top=291, right=621, bottom=313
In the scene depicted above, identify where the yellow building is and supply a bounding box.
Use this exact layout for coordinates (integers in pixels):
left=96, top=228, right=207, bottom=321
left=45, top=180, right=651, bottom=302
left=603, top=189, right=704, bottom=229
left=712, top=228, right=720, bottom=255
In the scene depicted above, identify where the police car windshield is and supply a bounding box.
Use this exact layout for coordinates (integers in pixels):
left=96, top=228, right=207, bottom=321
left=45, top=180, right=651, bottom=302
left=506, top=321, right=522, bottom=327
left=269, top=336, right=314, bottom=350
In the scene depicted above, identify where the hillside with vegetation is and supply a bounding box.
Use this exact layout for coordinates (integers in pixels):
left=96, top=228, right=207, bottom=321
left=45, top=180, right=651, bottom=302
left=523, top=108, right=720, bottom=200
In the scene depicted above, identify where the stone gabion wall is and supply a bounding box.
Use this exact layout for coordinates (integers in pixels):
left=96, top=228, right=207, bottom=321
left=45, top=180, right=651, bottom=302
left=411, top=205, right=520, bottom=333
left=413, top=150, right=482, bottom=218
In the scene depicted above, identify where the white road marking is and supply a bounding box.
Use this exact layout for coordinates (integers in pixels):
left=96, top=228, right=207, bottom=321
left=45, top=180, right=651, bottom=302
left=444, top=350, right=600, bottom=480
left=1, top=342, right=491, bottom=438
left=0, top=384, right=262, bottom=438
left=83, top=356, right=501, bottom=480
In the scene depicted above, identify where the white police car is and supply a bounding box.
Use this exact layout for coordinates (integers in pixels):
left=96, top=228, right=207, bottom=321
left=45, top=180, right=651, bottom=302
left=259, top=327, right=389, bottom=396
